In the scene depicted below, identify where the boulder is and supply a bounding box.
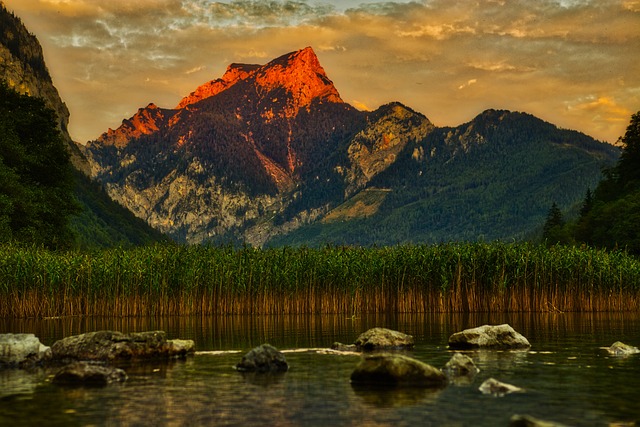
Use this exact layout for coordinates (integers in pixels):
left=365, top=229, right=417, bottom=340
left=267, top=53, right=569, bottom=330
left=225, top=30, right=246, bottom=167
left=50, top=331, right=195, bottom=362
left=442, top=352, right=479, bottom=376
left=53, top=361, right=127, bottom=386
left=601, top=341, right=640, bottom=356
left=235, top=344, right=288, bottom=373
left=350, top=353, right=447, bottom=388
left=331, top=342, right=358, bottom=352
left=509, top=414, right=569, bottom=427
left=354, top=328, right=414, bottom=351
left=0, top=333, right=51, bottom=368
left=448, top=324, right=530, bottom=350
left=479, top=378, right=523, bottom=396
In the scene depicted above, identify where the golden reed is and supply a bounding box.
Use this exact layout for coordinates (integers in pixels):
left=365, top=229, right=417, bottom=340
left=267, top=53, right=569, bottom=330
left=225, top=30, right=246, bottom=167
left=1, top=242, right=639, bottom=318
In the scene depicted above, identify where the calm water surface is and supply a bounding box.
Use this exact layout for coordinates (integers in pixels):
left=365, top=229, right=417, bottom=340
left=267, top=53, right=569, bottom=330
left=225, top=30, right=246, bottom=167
left=1, top=313, right=639, bottom=426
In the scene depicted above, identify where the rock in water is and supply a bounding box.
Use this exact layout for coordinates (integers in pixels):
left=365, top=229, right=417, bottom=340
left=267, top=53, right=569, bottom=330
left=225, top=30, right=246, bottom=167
left=50, top=331, right=195, bottom=362
left=448, top=324, right=531, bottom=350
left=235, top=344, right=289, bottom=373
left=601, top=341, right=640, bottom=356
left=354, top=328, right=414, bottom=351
left=0, top=334, right=51, bottom=368
left=53, top=362, right=127, bottom=386
left=479, top=378, right=524, bottom=396
left=350, top=353, right=447, bottom=387
left=442, top=352, right=480, bottom=376
left=331, top=342, right=358, bottom=352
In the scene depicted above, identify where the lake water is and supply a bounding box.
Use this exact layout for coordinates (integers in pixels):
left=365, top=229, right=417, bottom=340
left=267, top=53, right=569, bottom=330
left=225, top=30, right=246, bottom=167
left=1, top=312, right=639, bottom=426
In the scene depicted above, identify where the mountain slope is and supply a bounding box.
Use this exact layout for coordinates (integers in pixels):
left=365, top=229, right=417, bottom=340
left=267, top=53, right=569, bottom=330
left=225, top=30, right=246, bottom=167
left=0, top=3, right=165, bottom=248
left=270, top=110, right=619, bottom=246
left=82, top=47, right=619, bottom=247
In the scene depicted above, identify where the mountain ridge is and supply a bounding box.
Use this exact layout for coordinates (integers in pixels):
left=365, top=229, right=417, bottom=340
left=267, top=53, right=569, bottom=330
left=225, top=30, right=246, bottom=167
left=81, top=47, right=619, bottom=246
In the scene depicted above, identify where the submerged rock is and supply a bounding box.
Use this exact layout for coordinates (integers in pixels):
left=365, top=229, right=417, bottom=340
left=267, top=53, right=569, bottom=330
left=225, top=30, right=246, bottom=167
left=350, top=353, right=447, bottom=388
left=354, top=328, right=414, bottom=351
left=601, top=341, right=640, bottom=356
left=442, top=352, right=480, bottom=376
left=331, top=342, right=358, bottom=352
left=448, top=324, right=531, bottom=350
left=479, top=378, right=524, bottom=396
left=235, top=344, right=288, bottom=373
left=50, top=331, right=195, bottom=362
left=0, top=334, right=51, bottom=368
left=509, top=414, right=569, bottom=427
left=53, top=361, right=127, bottom=386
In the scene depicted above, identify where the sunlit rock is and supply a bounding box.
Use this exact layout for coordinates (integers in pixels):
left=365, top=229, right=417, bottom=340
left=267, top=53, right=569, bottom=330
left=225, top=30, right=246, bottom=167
left=354, top=327, right=414, bottom=351
left=442, top=352, right=480, bottom=376
left=509, top=414, right=569, bottom=427
left=350, top=353, right=447, bottom=388
left=235, top=344, right=289, bottom=373
left=448, top=324, right=531, bottom=350
left=0, top=333, right=51, bottom=368
left=50, top=330, right=195, bottom=362
left=600, top=341, right=640, bottom=356
left=479, top=378, right=524, bottom=396
left=53, top=361, right=127, bottom=387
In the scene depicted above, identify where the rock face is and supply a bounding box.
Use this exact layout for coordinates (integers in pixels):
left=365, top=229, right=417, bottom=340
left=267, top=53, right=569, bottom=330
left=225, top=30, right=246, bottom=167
left=479, top=378, right=524, bottom=396
left=354, top=328, right=415, bottom=351
left=52, top=362, right=127, bottom=386
left=0, top=4, right=89, bottom=174
left=601, top=341, right=640, bottom=356
left=235, top=344, right=289, bottom=373
left=442, top=352, right=480, bottom=376
left=350, top=353, right=447, bottom=388
left=50, top=331, right=195, bottom=362
left=448, top=324, right=531, bottom=350
left=0, top=334, right=51, bottom=368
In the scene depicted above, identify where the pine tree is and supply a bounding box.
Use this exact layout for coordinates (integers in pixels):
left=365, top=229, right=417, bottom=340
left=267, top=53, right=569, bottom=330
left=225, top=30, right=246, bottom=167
left=542, top=202, right=565, bottom=244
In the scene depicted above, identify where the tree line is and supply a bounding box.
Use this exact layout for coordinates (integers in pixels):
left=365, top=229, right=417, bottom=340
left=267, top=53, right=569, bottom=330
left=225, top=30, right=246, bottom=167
left=542, top=111, right=640, bottom=254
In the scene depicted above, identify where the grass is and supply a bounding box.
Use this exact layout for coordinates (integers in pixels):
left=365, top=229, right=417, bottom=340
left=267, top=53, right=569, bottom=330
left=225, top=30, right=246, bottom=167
left=1, top=242, right=639, bottom=318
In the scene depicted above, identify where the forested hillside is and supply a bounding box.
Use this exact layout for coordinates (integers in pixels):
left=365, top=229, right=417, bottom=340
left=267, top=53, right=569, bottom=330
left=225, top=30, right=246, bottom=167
left=270, top=110, right=619, bottom=246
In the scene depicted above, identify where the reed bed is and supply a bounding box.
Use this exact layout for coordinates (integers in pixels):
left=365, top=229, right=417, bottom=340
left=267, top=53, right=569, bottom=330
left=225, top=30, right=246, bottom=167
left=1, top=242, right=639, bottom=318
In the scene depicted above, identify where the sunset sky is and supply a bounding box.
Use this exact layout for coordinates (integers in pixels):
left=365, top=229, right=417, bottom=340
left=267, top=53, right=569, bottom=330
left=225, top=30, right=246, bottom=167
left=3, top=0, right=639, bottom=144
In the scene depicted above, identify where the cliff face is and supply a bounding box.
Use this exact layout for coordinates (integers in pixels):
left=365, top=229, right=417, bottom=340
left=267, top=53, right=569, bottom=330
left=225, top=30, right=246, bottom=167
left=0, top=3, right=89, bottom=174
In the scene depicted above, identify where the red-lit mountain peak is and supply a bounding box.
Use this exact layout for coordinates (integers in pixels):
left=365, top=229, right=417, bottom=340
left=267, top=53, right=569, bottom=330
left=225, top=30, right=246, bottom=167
left=253, top=46, right=343, bottom=111
left=93, top=103, right=176, bottom=148
left=176, top=63, right=260, bottom=109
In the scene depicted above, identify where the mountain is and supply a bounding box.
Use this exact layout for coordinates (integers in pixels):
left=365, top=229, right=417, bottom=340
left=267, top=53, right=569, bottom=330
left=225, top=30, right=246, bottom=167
left=273, top=109, right=620, bottom=246
left=0, top=3, right=166, bottom=248
left=81, top=47, right=619, bottom=246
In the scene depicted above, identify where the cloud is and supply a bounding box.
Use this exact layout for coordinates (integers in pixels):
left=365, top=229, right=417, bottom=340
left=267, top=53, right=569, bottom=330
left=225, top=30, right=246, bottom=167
left=3, top=0, right=639, bottom=143
left=458, top=79, right=477, bottom=90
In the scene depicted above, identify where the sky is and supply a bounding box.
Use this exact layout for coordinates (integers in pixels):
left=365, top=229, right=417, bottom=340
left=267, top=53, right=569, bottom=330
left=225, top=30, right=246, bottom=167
left=3, top=0, right=639, bottom=144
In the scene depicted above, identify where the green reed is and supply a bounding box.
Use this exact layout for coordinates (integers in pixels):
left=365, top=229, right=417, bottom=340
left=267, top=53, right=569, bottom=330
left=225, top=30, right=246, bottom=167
left=1, top=242, right=639, bottom=318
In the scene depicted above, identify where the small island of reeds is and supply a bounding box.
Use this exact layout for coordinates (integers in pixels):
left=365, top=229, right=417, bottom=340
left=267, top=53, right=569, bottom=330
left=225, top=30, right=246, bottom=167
left=1, top=242, right=639, bottom=318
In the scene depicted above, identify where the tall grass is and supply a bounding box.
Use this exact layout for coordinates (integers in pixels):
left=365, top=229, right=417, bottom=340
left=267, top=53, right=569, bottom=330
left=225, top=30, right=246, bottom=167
left=1, top=242, right=639, bottom=318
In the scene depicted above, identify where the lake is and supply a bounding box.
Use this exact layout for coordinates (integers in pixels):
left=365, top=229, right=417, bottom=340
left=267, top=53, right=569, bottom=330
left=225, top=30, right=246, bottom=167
left=1, top=312, right=639, bottom=426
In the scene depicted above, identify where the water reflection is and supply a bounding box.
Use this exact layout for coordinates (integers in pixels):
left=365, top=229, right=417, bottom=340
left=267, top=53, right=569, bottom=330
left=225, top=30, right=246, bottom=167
left=1, top=312, right=639, bottom=426
left=351, top=383, right=442, bottom=408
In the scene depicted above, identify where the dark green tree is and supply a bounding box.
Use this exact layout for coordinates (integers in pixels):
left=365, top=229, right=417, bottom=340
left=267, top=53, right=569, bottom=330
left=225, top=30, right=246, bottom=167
left=0, top=81, right=79, bottom=248
left=542, top=202, right=568, bottom=244
left=615, top=111, right=640, bottom=188
left=572, top=111, right=640, bottom=253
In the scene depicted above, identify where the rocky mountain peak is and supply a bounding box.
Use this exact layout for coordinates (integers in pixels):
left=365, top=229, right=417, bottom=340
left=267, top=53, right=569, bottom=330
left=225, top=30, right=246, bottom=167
left=93, top=103, right=176, bottom=148
left=176, top=63, right=260, bottom=109
left=253, top=46, right=343, bottom=113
